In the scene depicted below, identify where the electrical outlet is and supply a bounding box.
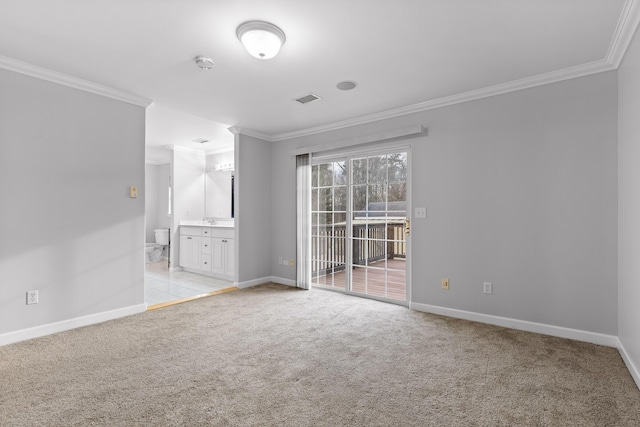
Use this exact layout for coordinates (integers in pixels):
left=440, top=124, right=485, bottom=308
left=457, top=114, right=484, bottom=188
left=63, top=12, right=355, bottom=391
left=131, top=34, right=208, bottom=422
left=278, top=256, right=283, bottom=265
left=26, top=290, right=39, bottom=305
left=289, top=258, right=294, bottom=267
left=441, top=278, right=449, bottom=290
left=483, top=282, right=492, bottom=294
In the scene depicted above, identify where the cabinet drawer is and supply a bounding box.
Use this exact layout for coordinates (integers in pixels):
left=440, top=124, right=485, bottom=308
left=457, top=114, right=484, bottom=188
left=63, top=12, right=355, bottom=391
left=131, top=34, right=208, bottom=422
left=201, top=238, right=212, bottom=255
left=211, top=229, right=234, bottom=239
left=201, top=254, right=212, bottom=272
left=180, top=226, right=202, bottom=237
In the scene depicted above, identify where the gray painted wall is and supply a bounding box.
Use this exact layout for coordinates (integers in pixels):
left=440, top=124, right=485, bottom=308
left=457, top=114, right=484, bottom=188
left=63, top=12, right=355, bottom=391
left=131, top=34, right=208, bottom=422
left=236, top=134, right=271, bottom=284
left=270, top=71, right=618, bottom=335
left=618, top=26, right=640, bottom=379
left=0, top=68, right=146, bottom=335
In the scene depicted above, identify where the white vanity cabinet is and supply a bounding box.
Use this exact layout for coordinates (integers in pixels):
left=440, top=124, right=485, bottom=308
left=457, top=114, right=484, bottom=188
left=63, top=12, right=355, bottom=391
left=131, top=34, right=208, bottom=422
left=179, top=225, right=235, bottom=280
left=179, top=227, right=202, bottom=270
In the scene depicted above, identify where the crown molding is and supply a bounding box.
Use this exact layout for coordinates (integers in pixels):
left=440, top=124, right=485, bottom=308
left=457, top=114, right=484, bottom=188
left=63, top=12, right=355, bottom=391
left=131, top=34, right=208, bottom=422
left=269, top=60, right=615, bottom=142
left=607, top=0, right=640, bottom=67
left=227, top=126, right=273, bottom=141
left=0, top=55, right=152, bottom=107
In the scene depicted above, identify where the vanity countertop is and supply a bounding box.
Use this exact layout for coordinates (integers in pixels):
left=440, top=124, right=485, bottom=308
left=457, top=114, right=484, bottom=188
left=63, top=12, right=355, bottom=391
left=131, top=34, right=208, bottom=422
left=179, top=220, right=234, bottom=228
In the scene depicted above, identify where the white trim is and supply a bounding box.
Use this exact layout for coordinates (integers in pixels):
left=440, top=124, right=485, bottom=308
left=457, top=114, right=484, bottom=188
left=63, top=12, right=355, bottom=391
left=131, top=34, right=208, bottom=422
left=227, top=126, right=272, bottom=141
left=410, top=302, right=619, bottom=348
left=0, top=304, right=147, bottom=347
left=236, top=276, right=297, bottom=289
left=169, top=266, right=183, bottom=273
left=618, top=339, right=640, bottom=390
left=270, top=276, right=297, bottom=287
left=607, top=0, right=640, bottom=67
left=0, top=55, right=152, bottom=107
left=236, top=276, right=273, bottom=289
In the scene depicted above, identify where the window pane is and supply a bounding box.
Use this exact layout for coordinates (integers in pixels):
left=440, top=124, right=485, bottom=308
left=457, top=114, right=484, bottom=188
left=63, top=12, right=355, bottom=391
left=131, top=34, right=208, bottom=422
left=388, top=183, right=406, bottom=203
left=352, top=158, right=367, bottom=185
left=319, top=188, right=333, bottom=211
left=388, top=152, right=407, bottom=182
left=352, top=185, right=367, bottom=213
left=334, top=161, right=347, bottom=185
left=312, top=164, right=318, bottom=188
left=319, top=163, right=333, bottom=187
left=368, top=155, right=387, bottom=184
left=368, top=184, right=386, bottom=206
left=334, top=186, right=347, bottom=211
left=312, top=188, right=318, bottom=211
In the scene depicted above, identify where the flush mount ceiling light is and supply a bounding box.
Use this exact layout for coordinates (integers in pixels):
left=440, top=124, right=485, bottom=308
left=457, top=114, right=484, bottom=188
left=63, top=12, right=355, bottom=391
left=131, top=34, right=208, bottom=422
left=194, top=56, right=214, bottom=70
left=236, top=20, right=286, bottom=59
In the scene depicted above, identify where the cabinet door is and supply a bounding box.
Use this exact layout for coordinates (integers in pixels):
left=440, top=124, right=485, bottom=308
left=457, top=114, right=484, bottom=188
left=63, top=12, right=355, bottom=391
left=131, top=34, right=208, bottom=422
left=180, top=235, right=201, bottom=269
left=224, top=238, right=235, bottom=277
left=210, top=238, right=225, bottom=275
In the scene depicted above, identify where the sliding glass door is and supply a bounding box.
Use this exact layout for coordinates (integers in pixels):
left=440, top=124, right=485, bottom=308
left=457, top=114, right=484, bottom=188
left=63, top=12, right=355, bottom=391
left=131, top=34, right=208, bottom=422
left=311, top=149, right=409, bottom=303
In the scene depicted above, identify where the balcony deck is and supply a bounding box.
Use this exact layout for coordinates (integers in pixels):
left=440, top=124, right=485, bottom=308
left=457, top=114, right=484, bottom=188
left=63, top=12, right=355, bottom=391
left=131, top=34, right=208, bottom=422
left=313, top=258, right=406, bottom=301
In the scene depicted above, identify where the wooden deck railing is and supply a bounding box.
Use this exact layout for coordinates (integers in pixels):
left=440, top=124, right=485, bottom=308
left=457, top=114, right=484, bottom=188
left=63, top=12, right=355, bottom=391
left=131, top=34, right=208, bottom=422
left=312, top=222, right=406, bottom=277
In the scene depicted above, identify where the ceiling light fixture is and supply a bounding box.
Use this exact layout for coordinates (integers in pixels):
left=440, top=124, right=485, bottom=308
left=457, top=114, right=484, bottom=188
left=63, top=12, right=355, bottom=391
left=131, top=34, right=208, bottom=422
left=236, top=20, right=286, bottom=59
left=194, top=56, right=215, bottom=70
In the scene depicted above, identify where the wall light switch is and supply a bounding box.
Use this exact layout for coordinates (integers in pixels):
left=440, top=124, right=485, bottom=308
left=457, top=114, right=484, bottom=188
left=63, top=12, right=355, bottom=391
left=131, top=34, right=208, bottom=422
left=129, top=186, right=138, bottom=198
left=415, top=207, right=426, bottom=218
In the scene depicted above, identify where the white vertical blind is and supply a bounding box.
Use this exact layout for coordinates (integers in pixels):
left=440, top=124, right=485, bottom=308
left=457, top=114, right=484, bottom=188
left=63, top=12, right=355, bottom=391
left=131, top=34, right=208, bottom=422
left=296, top=154, right=312, bottom=289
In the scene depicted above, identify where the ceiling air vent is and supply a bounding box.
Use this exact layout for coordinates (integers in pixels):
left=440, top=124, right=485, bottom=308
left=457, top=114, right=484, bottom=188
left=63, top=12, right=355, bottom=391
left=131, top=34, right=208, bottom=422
left=192, top=138, right=209, bottom=144
left=294, top=93, right=321, bottom=104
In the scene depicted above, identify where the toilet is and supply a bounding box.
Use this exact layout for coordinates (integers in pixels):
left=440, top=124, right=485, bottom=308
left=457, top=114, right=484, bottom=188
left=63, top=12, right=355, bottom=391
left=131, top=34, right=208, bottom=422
left=145, top=229, right=170, bottom=263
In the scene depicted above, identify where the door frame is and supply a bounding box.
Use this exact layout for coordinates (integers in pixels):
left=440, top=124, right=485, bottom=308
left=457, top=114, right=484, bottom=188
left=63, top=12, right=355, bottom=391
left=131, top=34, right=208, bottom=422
left=310, top=143, right=412, bottom=306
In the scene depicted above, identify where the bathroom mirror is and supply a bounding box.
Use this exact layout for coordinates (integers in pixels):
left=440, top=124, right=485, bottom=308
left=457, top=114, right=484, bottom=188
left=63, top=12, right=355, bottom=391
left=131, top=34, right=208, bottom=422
left=205, top=169, right=234, bottom=218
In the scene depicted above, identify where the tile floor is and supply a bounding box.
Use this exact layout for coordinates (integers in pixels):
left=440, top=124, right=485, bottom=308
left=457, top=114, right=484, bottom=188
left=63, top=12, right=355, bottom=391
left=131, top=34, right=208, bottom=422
left=144, top=260, right=235, bottom=306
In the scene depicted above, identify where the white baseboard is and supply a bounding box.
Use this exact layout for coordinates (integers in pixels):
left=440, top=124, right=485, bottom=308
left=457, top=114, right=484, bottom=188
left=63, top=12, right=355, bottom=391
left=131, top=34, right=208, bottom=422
left=169, top=266, right=183, bottom=272
left=617, top=339, right=640, bottom=390
left=270, top=276, right=297, bottom=287
left=410, top=302, right=619, bottom=348
left=0, top=303, right=147, bottom=347
left=236, top=276, right=273, bottom=289
left=236, top=276, right=297, bottom=289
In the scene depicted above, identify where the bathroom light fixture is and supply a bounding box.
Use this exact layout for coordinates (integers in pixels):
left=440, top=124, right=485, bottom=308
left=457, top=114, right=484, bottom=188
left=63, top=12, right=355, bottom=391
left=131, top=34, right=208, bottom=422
left=213, top=163, right=234, bottom=171
left=236, top=20, right=286, bottom=59
left=194, top=56, right=214, bottom=69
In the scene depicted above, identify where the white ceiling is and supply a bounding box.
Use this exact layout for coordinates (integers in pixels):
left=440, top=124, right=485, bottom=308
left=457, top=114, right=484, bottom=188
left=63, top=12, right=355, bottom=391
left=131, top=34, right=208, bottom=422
left=0, top=0, right=633, bottom=150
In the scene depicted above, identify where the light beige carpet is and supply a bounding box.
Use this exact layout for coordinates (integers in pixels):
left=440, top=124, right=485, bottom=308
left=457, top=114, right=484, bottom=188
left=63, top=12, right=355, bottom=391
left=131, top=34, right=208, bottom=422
left=1, top=283, right=639, bottom=426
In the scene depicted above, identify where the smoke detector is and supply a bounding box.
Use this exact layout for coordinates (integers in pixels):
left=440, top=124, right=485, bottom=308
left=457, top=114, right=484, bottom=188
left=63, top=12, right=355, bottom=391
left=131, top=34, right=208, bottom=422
left=194, top=56, right=215, bottom=70
left=192, top=138, right=209, bottom=144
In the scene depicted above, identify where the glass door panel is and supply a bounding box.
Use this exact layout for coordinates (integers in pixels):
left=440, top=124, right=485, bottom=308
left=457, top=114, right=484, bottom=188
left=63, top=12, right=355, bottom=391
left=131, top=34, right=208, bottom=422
left=311, top=161, right=347, bottom=290
left=349, top=152, right=407, bottom=301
